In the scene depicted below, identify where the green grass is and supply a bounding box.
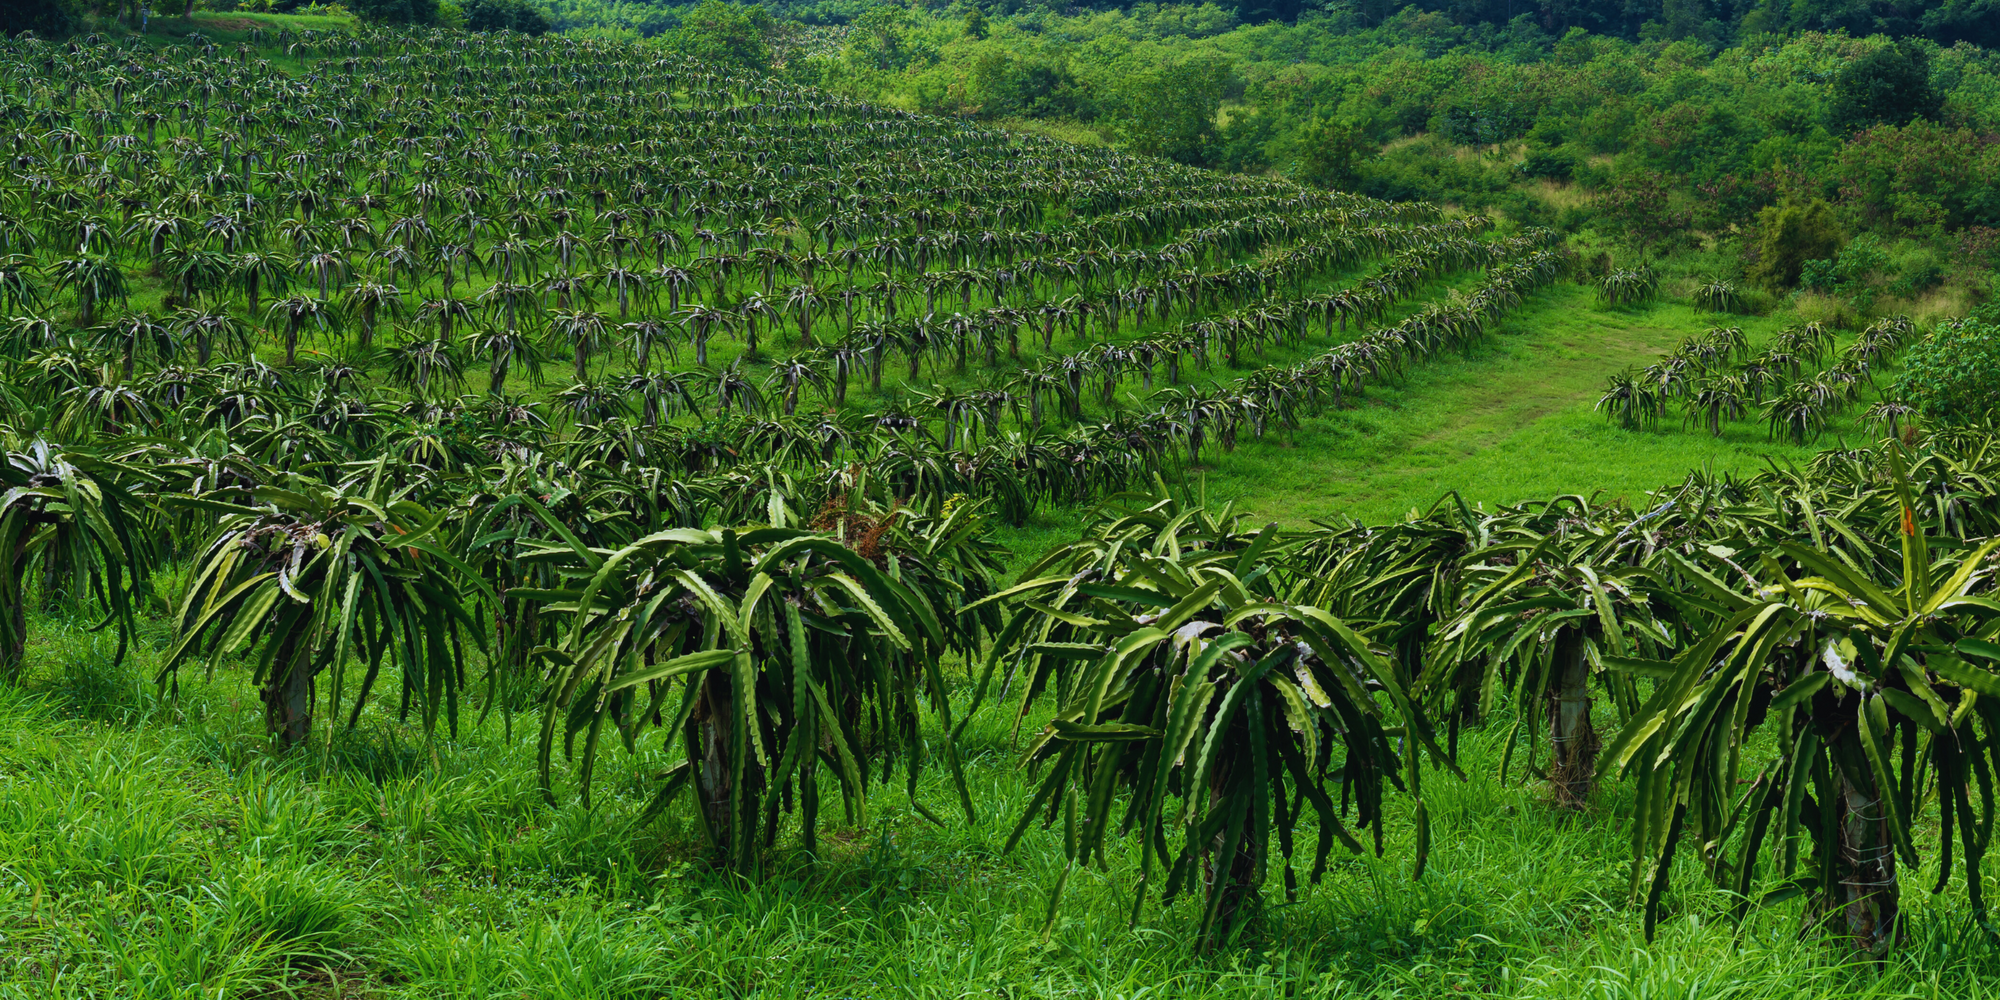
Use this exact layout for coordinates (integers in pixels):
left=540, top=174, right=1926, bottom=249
left=4, top=612, right=2000, bottom=998
left=13, top=25, right=1976, bottom=991
left=1190, top=286, right=1881, bottom=526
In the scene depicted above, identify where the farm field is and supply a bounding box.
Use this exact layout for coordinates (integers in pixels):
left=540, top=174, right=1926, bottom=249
left=3, top=11, right=1999, bottom=1000
left=1173, top=289, right=1855, bottom=526
left=6, top=638, right=2000, bottom=1000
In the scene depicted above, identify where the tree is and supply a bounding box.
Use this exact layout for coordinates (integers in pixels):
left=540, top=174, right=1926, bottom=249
left=1746, top=200, right=1842, bottom=290
left=845, top=5, right=912, bottom=72
left=462, top=0, right=549, bottom=33
left=673, top=0, right=774, bottom=73
left=1598, top=172, right=1695, bottom=256
left=1117, top=58, right=1234, bottom=168
left=163, top=470, right=484, bottom=747
left=1292, top=116, right=1375, bottom=191
left=1607, top=473, right=2000, bottom=953
left=344, top=0, right=440, bottom=24
left=1829, top=42, right=1943, bottom=135
left=0, top=0, right=80, bottom=34
left=0, top=443, right=156, bottom=680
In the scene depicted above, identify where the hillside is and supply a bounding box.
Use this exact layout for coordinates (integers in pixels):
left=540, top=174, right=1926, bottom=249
left=4, top=15, right=1895, bottom=537
left=4, top=13, right=2000, bottom=1000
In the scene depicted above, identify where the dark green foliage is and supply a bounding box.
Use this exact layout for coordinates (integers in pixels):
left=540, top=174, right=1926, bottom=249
left=1829, top=41, right=1943, bottom=134
left=1747, top=201, right=1842, bottom=290
left=673, top=0, right=774, bottom=71
left=1894, top=314, right=2000, bottom=423
left=1516, top=146, right=1578, bottom=181
left=463, top=0, right=550, bottom=33
left=345, top=0, right=440, bottom=24
left=1116, top=57, right=1234, bottom=167
left=0, top=0, right=80, bottom=34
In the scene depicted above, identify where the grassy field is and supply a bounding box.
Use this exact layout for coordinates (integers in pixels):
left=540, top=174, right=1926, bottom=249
left=9, top=15, right=1972, bottom=996
left=3, top=619, right=1997, bottom=999
left=1192, top=286, right=1866, bottom=526
left=986, top=283, right=1886, bottom=566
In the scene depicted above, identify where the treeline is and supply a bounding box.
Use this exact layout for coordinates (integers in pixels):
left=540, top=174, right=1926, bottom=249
left=503, top=0, right=2000, bottom=42
left=649, top=1, right=1997, bottom=308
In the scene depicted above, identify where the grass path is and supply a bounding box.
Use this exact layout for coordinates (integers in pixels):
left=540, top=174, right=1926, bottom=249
left=1194, top=286, right=1869, bottom=525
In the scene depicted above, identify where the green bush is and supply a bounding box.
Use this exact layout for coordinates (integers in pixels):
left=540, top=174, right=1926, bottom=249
left=1, top=0, right=81, bottom=33
left=1799, top=232, right=1889, bottom=307
left=1516, top=145, right=1578, bottom=181
left=1894, top=313, right=2000, bottom=423
left=1828, top=41, right=1943, bottom=135
left=345, top=0, right=438, bottom=24
left=462, top=0, right=548, bottom=33
left=1746, top=200, right=1842, bottom=290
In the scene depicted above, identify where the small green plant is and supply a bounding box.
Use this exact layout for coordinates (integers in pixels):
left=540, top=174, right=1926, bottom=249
left=1598, top=266, right=1658, bottom=307
left=1596, top=369, right=1663, bottom=429
left=1691, top=277, right=1740, bottom=313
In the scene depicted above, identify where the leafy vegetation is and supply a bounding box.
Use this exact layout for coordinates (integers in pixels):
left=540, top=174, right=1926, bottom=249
left=7, top=8, right=2000, bottom=997
left=1598, top=316, right=1915, bottom=442
left=1893, top=310, right=2000, bottom=423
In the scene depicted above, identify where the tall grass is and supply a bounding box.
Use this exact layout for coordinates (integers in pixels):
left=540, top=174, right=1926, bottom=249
left=3, top=608, right=2000, bottom=998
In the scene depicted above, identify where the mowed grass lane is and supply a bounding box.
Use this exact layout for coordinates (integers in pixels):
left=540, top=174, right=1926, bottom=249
left=1194, top=286, right=1866, bottom=526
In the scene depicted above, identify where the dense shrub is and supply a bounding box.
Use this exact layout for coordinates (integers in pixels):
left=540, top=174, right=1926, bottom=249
left=463, top=0, right=548, bottom=33
left=1516, top=146, right=1579, bottom=181
left=1894, top=313, right=2000, bottom=422
left=346, top=0, right=439, bottom=24
left=1, top=0, right=81, bottom=34
left=1828, top=41, right=1942, bottom=134
left=1747, top=200, right=1842, bottom=290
